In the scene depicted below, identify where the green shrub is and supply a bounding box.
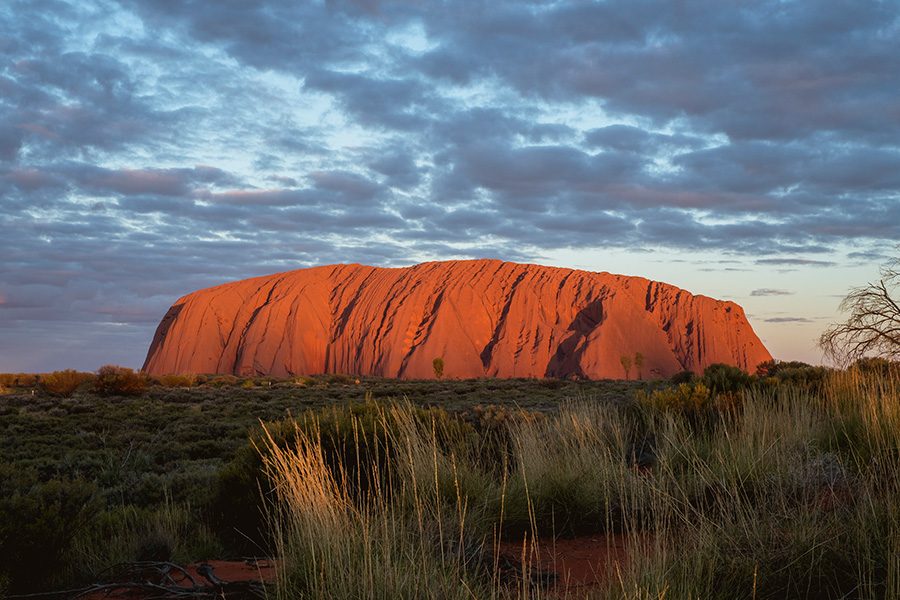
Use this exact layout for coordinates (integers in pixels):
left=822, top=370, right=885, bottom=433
left=755, top=360, right=832, bottom=394
left=72, top=502, right=222, bottom=578
left=701, top=363, right=754, bottom=394
left=636, top=382, right=712, bottom=414
left=154, top=373, right=197, bottom=388
left=851, top=357, right=900, bottom=376
left=323, top=373, right=354, bottom=385
left=206, top=374, right=239, bottom=387
left=94, top=365, right=147, bottom=396
left=39, top=370, right=94, bottom=397
left=0, top=465, right=101, bottom=592
left=776, top=366, right=830, bottom=392
left=670, top=370, right=696, bottom=385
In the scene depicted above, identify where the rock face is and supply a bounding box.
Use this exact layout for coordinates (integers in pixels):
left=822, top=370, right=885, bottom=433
left=143, top=259, right=772, bottom=379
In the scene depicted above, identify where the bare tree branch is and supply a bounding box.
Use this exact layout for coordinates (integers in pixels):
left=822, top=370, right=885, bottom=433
left=820, top=251, right=900, bottom=365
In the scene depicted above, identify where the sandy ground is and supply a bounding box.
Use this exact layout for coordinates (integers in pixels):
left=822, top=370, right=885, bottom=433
left=75, top=535, right=628, bottom=598
left=497, top=534, right=629, bottom=593
left=77, top=559, right=276, bottom=599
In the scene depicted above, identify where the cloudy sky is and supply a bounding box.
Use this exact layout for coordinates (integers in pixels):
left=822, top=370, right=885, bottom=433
left=2, top=0, right=898, bottom=372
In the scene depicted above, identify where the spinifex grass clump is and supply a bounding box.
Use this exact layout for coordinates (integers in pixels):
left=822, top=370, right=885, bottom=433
left=261, top=370, right=900, bottom=600
left=608, top=370, right=900, bottom=600
left=259, top=404, right=495, bottom=599
left=259, top=400, right=658, bottom=598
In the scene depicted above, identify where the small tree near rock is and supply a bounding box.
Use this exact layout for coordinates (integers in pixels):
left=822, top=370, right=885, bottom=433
left=634, top=352, right=644, bottom=380
left=620, top=355, right=632, bottom=380
left=432, top=357, right=445, bottom=379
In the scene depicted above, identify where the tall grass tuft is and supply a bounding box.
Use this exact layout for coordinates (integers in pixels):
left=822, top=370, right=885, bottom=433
left=261, top=369, right=900, bottom=599
left=259, top=404, right=492, bottom=599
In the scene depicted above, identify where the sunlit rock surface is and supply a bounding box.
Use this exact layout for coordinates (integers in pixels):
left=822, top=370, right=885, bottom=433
left=143, top=259, right=772, bottom=378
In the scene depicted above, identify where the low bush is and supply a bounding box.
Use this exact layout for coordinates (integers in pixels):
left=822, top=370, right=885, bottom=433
left=670, top=370, right=696, bottom=385
left=94, top=365, right=147, bottom=396
left=292, top=375, right=316, bottom=387
left=205, top=374, right=240, bottom=387
left=72, top=501, right=222, bottom=578
left=636, top=382, right=712, bottom=414
left=154, top=373, right=197, bottom=388
left=0, top=465, right=101, bottom=592
left=323, top=373, right=355, bottom=385
left=757, top=360, right=832, bottom=392
left=851, top=357, right=900, bottom=376
left=0, top=372, right=39, bottom=387
left=701, top=362, right=755, bottom=394
left=756, top=359, right=808, bottom=377
left=40, top=370, right=95, bottom=397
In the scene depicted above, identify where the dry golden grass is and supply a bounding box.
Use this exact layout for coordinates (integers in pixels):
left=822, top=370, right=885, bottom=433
left=261, top=370, right=900, bottom=599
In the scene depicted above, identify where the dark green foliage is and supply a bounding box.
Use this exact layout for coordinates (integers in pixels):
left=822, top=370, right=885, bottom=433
left=205, top=374, right=240, bottom=387
left=701, top=363, right=755, bottom=394
left=755, top=359, right=809, bottom=376
left=773, top=366, right=831, bottom=392
left=0, top=465, right=101, bottom=591
left=756, top=360, right=832, bottom=392
left=670, top=370, right=696, bottom=385
left=851, top=357, right=900, bottom=376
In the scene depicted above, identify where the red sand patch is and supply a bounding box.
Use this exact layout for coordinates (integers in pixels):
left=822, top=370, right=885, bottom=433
left=185, top=558, right=277, bottom=584
left=70, top=538, right=627, bottom=599
left=497, top=534, right=629, bottom=593
left=77, top=559, right=276, bottom=599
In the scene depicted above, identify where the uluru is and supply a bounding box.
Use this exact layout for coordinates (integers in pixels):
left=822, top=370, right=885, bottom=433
left=142, top=259, right=771, bottom=379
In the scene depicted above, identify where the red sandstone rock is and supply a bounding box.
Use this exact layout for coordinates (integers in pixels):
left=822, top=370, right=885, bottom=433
left=143, top=259, right=771, bottom=379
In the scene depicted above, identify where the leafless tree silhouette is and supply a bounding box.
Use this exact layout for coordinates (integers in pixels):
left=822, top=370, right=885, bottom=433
left=820, top=252, right=900, bottom=365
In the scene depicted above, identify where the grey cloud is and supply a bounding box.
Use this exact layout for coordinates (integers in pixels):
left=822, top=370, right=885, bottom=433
left=367, top=146, right=422, bottom=189
left=3, top=0, right=900, bottom=370
left=309, top=170, right=382, bottom=201
left=751, top=289, right=794, bottom=297
left=304, top=70, right=438, bottom=131
left=847, top=250, right=891, bottom=262
left=756, top=258, right=837, bottom=267
left=764, top=317, right=814, bottom=323
left=72, top=165, right=236, bottom=197
left=583, top=125, right=703, bottom=154
left=267, top=174, right=299, bottom=187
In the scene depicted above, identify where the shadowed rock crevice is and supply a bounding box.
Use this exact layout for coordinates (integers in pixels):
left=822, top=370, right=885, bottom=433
left=480, top=270, right=528, bottom=369
left=141, top=302, right=184, bottom=371
left=544, top=297, right=605, bottom=378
